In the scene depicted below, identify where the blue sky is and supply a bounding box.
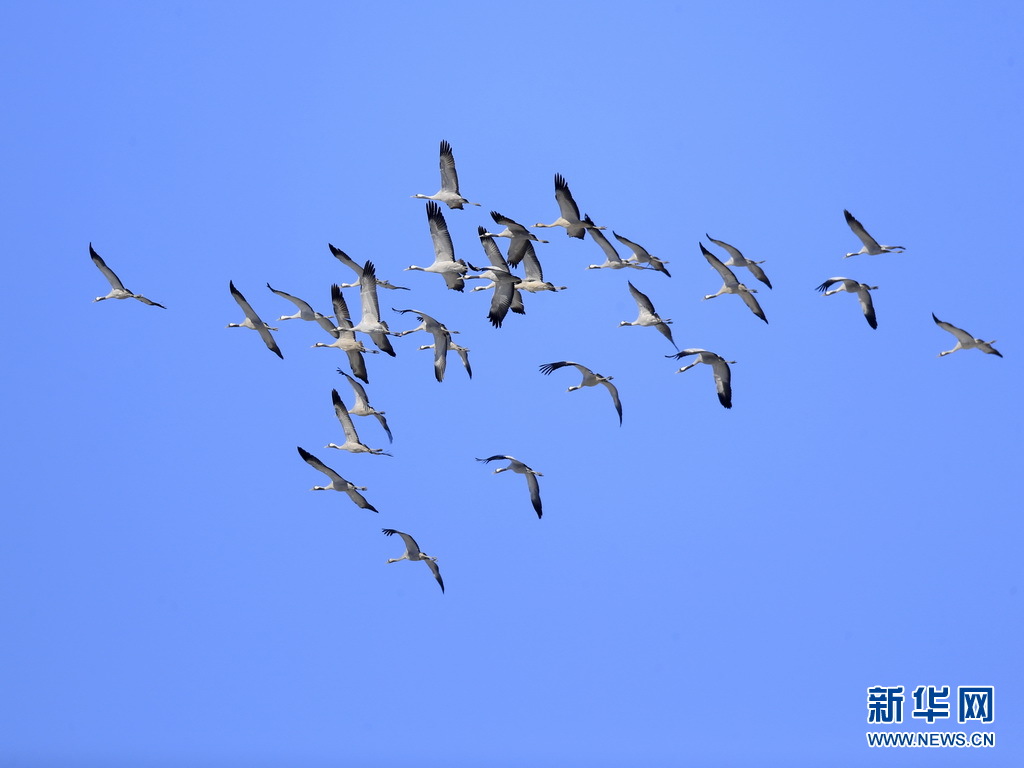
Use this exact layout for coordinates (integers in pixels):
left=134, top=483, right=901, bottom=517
left=2, top=2, right=1021, bottom=765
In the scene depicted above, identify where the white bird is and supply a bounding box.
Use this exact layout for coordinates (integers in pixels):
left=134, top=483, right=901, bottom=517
left=815, top=277, right=878, bottom=329
left=466, top=259, right=522, bottom=329
left=393, top=308, right=459, bottom=382
left=517, top=242, right=567, bottom=293
left=90, top=243, right=166, bottom=308
left=705, top=234, right=771, bottom=289
left=406, top=201, right=468, bottom=291
left=433, top=339, right=473, bottom=379
left=382, top=528, right=444, bottom=593
left=613, top=232, right=672, bottom=277
left=326, top=389, right=392, bottom=456
left=700, top=243, right=768, bottom=323
left=843, top=209, right=905, bottom=258
left=586, top=219, right=649, bottom=271
left=619, top=281, right=677, bottom=348
left=412, top=139, right=480, bottom=210
left=266, top=282, right=333, bottom=323
left=350, top=261, right=397, bottom=356
left=311, top=284, right=378, bottom=383
left=534, top=174, right=605, bottom=239
left=466, top=229, right=530, bottom=314
left=932, top=314, right=1002, bottom=358
left=328, top=243, right=410, bottom=290
left=335, top=369, right=393, bottom=442
left=227, top=281, right=283, bottom=359
left=476, top=455, right=543, bottom=519
left=539, top=361, right=622, bottom=425
left=481, top=210, right=548, bottom=266
left=296, top=446, right=377, bottom=512
left=667, top=349, right=735, bottom=409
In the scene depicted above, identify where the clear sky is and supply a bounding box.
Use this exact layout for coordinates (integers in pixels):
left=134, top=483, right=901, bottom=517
left=2, top=1, right=1021, bottom=765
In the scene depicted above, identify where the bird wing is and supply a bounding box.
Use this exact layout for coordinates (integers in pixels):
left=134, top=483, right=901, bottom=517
left=844, top=210, right=881, bottom=250
left=345, top=486, right=377, bottom=513
left=521, top=243, right=545, bottom=281
left=231, top=281, right=283, bottom=358
left=438, top=139, right=460, bottom=194
left=746, top=262, right=772, bottom=289
left=490, top=210, right=518, bottom=229
left=267, top=283, right=315, bottom=315
left=712, top=358, right=733, bottom=409
left=526, top=472, right=543, bottom=519
left=425, top=558, right=445, bottom=593
left=815, top=277, right=850, bottom=293
left=454, top=344, right=472, bottom=378
left=331, top=388, right=361, bottom=442
left=700, top=244, right=739, bottom=286
left=586, top=221, right=622, bottom=262
left=932, top=313, right=974, bottom=344
left=383, top=528, right=422, bottom=558
left=857, top=288, right=878, bottom=329
left=89, top=244, right=127, bottom=291
left=538, top=360, right=577, bottom=376
left=613, top=232, right=651, bottom=261
left=627, top=281, right=657, bottom=318
left=488, top=274, right=520, bottom=328
left=476, top=455, right=514, bottom=464
left=345, top=349, right=369, bottom=384
left=297, top=446, right=342, bottom=483
left=133, top=294, right=167, bottom=308
left=740, top=288, right=768, bottom=324
left=358, top=261, right=384, bottom=326
left=330, top=283, right=353, bottom=324
left=432, top=329, right=450, bottom=382
left=477, top=226, right=510, bottom=269
left=427, top=201, right=456, bottom=263
left=601, top=379, right=623, bottom=425
left=705, top=234, right=744, bottom=263
left=554, top=173, right=582, bottom=221
left=666, top=348, right=705, bottom=361
left=328, top=243, right=362, bottom=277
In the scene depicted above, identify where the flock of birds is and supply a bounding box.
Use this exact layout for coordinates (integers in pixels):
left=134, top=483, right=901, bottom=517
left=89, top=140, right=1004, bottom=593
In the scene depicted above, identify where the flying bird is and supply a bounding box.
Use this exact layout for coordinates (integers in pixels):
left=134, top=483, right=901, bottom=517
left=476, top=455, right=543, bottom=519
left=619, top=281, right=676, bottom=348
left=586, top=219, right=649, bottom=271
left=382, top=528, right=444, bottom=593
left=517, top=242, right=567, bottom=293
left=90, top=244, right=166, bottom=308
left=266, top=283, right=333, bottom=323
left=704, top=234, right=770, bottom=288
left=613, top=232, right=672, bottom=277
left=412, top=139, right=480, bottom=209
left=815, top=277, right=879, bottom=329
left=667, top=349, right=736, bottom=409
left=932, top=314, right=1002, bottom=358
left=326, top=389, right=391, bottom=456
left=539, top=361, right=622, bottom=425
left=481, top=210, right=548, bottom=266
left=842, top=209, right=905, bottom=258
left=350, top=261, right=397, bottom=356
left=534, top=174, right=605, bottom=239
left=311, top=284, right=377, bottom=383
left=336, top=369, right=393, bottom=442
left=406, top=201, right=468, bottom=291
left=296, top=447, right=377, bottom=512
left=227, top=281, right=283, bottom=359
left=393, top=308, right=460, bottom=382
left=467, top=262, right=522, bottom=329
left=700, top=243, right=768, bottom=323
left=328, top=243, right=410, bottom=290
